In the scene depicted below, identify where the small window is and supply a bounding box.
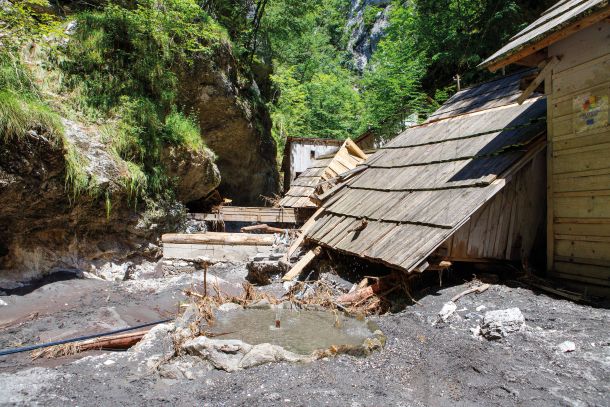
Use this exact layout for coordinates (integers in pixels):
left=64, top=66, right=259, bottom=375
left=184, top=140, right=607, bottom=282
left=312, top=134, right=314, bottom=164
left=310, top=150, right=316, bottom=159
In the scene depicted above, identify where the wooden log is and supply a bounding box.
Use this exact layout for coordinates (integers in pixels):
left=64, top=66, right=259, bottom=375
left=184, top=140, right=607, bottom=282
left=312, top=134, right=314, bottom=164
left=282, top=246, right=322, bottom=281
left=78, top=331, right=148, bottom=351
left=162, top=232, right=276, bottom=246
left=336, top=275, right=396, bottom=304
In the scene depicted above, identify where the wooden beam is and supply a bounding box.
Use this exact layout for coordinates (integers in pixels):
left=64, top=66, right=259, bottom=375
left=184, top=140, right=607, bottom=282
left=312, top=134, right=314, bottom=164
left=517, top=56, right=559, bottom=105
left=162, top=232, right=276, bottom=246
left=190, top=206, right=303, bottom=224
left=282, top=246, right=322, bottom=281
left=514, top=49, right=548, bottom=67
left=241, top=224, right=297, bottom=235
left=487, top=7, right=610, bottom=72
left=284, top=206, right=325, bottom=261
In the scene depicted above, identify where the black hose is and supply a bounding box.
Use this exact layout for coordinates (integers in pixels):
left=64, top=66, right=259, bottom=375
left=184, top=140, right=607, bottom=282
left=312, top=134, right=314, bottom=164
left=0, top=318, right=173, bottom=357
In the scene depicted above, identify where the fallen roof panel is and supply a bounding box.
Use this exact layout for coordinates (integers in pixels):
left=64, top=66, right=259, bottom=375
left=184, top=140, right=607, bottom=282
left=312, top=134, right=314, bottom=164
left=306, top=72, right=547, bottom=273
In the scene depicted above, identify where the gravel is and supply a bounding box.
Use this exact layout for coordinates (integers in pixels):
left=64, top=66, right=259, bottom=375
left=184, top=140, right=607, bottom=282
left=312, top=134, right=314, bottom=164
left=1, top=263, right=609, bottom=406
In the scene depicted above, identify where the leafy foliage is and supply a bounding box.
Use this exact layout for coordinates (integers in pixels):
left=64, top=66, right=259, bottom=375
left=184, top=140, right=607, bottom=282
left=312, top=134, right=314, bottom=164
left=61, top=0, right=222, bottom=196
left=0, top=0, right=59, bottom=51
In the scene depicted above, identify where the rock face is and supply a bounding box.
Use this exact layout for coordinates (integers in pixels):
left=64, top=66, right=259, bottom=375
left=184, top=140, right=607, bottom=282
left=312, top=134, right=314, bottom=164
left=346, top=0, right=392, bottom=72
left=160, top=144, right=220, bottom=203
left=0, top=119, right=214, bottom=285
left=179, top=46, right=280, bottom=205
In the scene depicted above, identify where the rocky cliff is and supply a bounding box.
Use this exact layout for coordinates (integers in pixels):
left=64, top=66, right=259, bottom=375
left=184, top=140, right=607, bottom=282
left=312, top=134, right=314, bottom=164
left=346, top=0, right=391, bottom=72
left=179, top=48, right=279, bottom=205
left=0, top=117, right=216, bottom=286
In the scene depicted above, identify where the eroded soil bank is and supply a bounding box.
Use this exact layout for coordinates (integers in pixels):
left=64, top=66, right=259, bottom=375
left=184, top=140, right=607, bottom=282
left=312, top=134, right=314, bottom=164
left=0, top=262, right=609, bottom=406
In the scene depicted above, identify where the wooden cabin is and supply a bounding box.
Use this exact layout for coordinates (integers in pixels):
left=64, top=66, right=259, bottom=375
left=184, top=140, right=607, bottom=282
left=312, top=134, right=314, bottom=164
left=481, top=0, right=610, bottom=294
left=281, top=137, right=344, bottom=192
left=307, top=72, right=548, bottom=275
left=279, top=139, right=367, bottom=209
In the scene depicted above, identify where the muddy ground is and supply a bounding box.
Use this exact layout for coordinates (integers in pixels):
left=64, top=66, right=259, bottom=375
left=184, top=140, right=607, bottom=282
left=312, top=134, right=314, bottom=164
left=0, top=262, right=609, bottom=406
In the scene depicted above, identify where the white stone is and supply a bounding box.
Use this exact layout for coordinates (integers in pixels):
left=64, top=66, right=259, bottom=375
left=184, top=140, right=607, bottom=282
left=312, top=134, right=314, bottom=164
left=218, top=303, right=243, bottom=312
left=0, top=299, right=7, bottom=306
left=557, top=341, right=576, bottom=353
left=103, top=360, right=115, bottom=366
left=476, top=305, right=486, bottom=311
left=438, top=301, right=457, bottom=322
left=481, top=308, right=525, bottom=340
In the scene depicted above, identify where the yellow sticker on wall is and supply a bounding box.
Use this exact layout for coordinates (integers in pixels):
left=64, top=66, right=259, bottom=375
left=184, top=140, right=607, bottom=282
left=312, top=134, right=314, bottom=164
left=573, top=93, right=609, bottom=133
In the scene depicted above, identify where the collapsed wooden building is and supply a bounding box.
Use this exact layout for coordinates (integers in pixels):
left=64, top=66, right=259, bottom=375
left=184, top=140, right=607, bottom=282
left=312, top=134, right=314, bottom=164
left=305, top=72, right=548, bottom=275
left=279, top=139, right=367, bottom=209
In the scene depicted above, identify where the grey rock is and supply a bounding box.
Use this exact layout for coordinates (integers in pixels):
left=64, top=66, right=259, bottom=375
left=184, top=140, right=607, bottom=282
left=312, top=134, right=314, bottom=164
left=246, top=260, right=289, bottom=285
left=182, top=337, right=310, bottom=372
left=481, top=308, right=525, bottom=340
left=246, top=298, right=272, bottom=310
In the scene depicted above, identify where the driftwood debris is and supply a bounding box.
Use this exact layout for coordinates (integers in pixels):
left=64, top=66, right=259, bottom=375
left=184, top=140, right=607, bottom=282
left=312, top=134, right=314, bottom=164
left=336, top=275, right=396, bottom=304
left=32, top=330, right=149, bottom=359
left=282, top=246, right=322, bottom=281
left=451, top=283, right=491, bottom=302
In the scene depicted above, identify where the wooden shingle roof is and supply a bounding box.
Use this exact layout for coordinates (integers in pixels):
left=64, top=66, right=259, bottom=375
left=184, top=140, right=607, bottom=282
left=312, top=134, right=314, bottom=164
left=306, top=72, right=547, bottom=272
left=279, top=139, right=367, bottom=208
left=481, top=0, right=610, bottom=71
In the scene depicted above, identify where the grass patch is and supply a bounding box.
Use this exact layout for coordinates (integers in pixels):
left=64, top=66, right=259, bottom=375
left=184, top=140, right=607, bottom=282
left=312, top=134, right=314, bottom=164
left=58, top=0, right=223, bottom=197
left=0, top=90, right=63, bottom=143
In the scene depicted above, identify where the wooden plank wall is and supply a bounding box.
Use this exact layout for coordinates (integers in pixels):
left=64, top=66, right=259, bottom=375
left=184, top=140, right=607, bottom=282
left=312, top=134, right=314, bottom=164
left=441, top=150, right=546, bottom=262
left=547, top=21, right=610, bottom=288
left=286, top=143, right=340, bottom=191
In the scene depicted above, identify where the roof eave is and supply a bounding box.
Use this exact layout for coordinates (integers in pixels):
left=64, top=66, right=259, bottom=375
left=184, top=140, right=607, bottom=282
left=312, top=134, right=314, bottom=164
left=480, top=3, right=610, bottom=72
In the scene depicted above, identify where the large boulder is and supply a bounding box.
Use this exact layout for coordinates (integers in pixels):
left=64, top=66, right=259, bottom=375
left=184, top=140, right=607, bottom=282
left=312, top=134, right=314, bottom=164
left=161, top=144, right=220, bottom=203
left=178, top=45, right=279, bottom=205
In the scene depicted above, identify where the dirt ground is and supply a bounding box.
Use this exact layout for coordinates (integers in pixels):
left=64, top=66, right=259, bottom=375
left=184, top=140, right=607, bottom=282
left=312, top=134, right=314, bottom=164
left=0, top=262, right=609, bottom=406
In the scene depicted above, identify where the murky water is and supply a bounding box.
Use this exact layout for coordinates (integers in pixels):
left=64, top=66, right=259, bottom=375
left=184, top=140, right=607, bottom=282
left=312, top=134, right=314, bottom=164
left=210, top=309, right=376, bottom=355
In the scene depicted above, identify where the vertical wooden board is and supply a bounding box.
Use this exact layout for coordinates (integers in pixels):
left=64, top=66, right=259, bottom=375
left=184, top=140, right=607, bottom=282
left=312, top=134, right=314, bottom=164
left=466, top=205, right=489, bottom=259
left=547, top=69, right=555, bottom=272
left=448, top=218, right=471, bottom=259
left=555, top=239, right=610, bottom=262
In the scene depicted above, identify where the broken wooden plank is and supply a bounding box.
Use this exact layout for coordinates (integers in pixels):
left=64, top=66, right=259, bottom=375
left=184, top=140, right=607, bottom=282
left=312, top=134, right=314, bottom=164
left=285, top=207, right=326, bottom=261
left=451, top=283, right=491, bottom=302
left=162, top=232, right=276, bottom=246
left=190, top=207, right=301, bottom=224
left=240, top=224, right=295, bottom=234
left=282, top=246, right=322, bottom=281
left=517, top=56, right=559, bottom=104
